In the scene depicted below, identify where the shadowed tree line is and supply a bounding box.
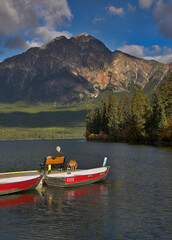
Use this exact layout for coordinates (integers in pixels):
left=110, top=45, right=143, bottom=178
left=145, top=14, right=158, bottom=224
left=85, top=73, right=172, bottom=145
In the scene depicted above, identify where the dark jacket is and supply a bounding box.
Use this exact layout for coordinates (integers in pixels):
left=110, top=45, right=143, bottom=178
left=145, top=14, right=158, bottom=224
left=52, top=151, right=64, bottom=159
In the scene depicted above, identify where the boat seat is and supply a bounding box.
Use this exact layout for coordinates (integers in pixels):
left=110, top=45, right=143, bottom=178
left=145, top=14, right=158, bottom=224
left=40, top=156, right=66, bottom=173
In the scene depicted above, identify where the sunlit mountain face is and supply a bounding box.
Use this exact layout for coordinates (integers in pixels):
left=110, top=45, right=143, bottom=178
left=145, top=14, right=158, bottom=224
left=0, top=34, right=171, bottom=103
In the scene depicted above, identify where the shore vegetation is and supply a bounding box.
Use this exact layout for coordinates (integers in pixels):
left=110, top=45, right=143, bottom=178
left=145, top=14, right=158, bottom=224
left=86, top=73, right=172, bottom=145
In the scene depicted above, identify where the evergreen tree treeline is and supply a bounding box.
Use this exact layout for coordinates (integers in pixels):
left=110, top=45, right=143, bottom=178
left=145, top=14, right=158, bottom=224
left=86, top=74, right=172, bottom=144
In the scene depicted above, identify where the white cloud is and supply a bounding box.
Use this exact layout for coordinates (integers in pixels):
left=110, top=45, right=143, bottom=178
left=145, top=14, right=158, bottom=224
left=154, top=0, right=172, bottom=39
left=118, top=43, right=172, bottom=64
left=30, top=26, right=72, bottom=42
left=0, top=0, right=73, bottom=49
left=108, top=5, right=124, bottom=16
left=139, top=0, right=154, bottom=9
left=26, top=39, right=43, bottom=48
left=118, top=44, right=145, bottom=58
left=25, top=26, right=72, bottom=49
left=24, top=26, right=72, bottom=50
left=144, top=54, right=172, bottom=64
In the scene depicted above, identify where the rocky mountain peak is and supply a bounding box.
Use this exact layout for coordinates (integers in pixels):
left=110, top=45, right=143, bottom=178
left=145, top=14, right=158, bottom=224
left=0, top=33, right=171, bottom=103
left=72, top=33, right=95, bottom=40
left=40, top=35, right=68, bottom=50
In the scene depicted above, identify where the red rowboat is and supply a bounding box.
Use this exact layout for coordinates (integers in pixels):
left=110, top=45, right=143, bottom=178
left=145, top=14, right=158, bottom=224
left=44, top=166, right=110, bottom=187
left=0, top=171, right=43, bottom=196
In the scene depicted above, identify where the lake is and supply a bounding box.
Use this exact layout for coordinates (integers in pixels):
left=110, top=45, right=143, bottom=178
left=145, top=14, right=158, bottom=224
left=0, top=139, right=171, bottom=240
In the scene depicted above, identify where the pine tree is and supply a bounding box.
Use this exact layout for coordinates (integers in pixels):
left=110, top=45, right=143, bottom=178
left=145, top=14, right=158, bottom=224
left=123, top=93, right=132, bottom=127
left=94, top=107, right=102, bottom=134
left=148, top=94, right=167, bottom=141
left=85, top=76, right=171, bottom=144
left=144, top=97, right=153, bottom=140
left=118, top=93, right=132, bottom=140
left=100, top=100, right=108, bottom=134
left=107, top=95, right=119, bottom=140
left=130, top=86, right=147, bottom=141
left=118, top=98, right=124, bottom=128
left=159, top=73, right=172, bottom=125
left=86, top=109, right=95, bottom=133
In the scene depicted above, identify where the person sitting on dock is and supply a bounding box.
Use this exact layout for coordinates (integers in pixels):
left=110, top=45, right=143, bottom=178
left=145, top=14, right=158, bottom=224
left=41, top=146, right=65, bottom=173
left=51, top=146, right=64, bottom=170
left=52, top=146, right=64, bottom=159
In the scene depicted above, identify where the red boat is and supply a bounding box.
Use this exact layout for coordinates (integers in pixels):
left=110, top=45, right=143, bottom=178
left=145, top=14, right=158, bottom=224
left=0, top=171, right=43, bottom=196
left=44, top=166, right=110, bottom=187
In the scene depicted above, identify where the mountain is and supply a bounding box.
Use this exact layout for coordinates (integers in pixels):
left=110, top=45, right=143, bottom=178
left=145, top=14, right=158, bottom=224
left=0, top=33, right=172, bottom=103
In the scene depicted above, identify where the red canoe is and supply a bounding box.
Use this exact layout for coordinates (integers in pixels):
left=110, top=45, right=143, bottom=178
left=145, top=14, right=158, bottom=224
left=0, top=171, right=43, bottom=196
left=44, top=166, right=110, bottom=187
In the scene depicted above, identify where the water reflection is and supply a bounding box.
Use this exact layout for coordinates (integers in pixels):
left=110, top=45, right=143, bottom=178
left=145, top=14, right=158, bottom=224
left=42, top=182, right=109, bottom=211
left=0, top=140, right=171, bottom=239
left=65, top=182, right=108, bottom=201
left=0, top=189, right=42, bottom=209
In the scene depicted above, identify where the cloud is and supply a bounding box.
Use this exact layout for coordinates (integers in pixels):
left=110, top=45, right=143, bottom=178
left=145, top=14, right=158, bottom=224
left=37, top=0, right=72, bottom=28
left=163, top=46, right=172, bottom=54
left=27, top=26, right=72, bottom=42
left=118, top=44, right=145, bottom=58
left=4, top=36, right=28, bottom=49
left=0, top=0, right=72, bottom=36
left=151, top=45, right=161, bottom=54
left=154, top=0, right=172, bottom=39
left=139, top=0, right=154, bottom=9
left=0, top=0, right=72, bottom=49
left=23, top=27, right=72, bottom=49
left=26, top=39, right=44, bottom=49
left=144, top=54, right=172, bottom=64
left=0, top=0, right=37, bottom=36
left=108, top=5, right=124, bottom=16
left=118, top=43, right=172, bottom=64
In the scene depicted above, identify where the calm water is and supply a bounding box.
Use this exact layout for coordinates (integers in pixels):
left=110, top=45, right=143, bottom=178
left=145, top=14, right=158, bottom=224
left=0, top=139, right=171, bottom=240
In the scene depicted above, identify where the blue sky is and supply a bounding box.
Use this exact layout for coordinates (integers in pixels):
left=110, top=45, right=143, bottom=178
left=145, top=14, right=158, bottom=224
left=0, top=0, right=172, bottom=63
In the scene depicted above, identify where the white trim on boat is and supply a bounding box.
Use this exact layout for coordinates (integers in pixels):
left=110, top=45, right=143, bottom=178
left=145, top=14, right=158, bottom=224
left=47, top=167, right=108, bottom=178
left=0, top=175, right=41, bottom=184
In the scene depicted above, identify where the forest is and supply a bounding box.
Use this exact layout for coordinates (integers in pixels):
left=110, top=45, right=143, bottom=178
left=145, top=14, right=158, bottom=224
left=85, top=73, right=172, bottom=145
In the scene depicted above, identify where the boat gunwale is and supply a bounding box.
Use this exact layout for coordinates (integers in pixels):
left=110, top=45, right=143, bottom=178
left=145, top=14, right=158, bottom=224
left=0, top=175, right=42, bottom=185
left=45, top=166, right=110, bottom=179
left=44, top=166, right=110, bottom=187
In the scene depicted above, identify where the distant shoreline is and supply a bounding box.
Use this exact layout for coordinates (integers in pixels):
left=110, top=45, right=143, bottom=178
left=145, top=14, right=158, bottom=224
left=85, top=134, right=172, bottom=147
left=0, top=127, right=85, bottom=141
left=0, top=129, right=171, bottom=147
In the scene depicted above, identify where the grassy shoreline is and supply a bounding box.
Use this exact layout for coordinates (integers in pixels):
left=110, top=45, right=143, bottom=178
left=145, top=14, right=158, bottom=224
left=0, top=127, right=85, bottom=140
left=0, top=101, right=89, bottom=140
left=0, top=93, right=125, bottom=141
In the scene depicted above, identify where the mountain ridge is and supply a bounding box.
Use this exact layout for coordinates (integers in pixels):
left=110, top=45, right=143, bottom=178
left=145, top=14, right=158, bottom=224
left=0, top=33, right=172, bottom=103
